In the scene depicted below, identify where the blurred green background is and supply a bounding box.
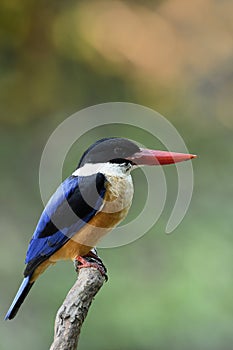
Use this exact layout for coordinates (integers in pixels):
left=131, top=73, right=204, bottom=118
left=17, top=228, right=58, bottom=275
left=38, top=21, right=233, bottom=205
left=1, top=0, right=233, bottom=349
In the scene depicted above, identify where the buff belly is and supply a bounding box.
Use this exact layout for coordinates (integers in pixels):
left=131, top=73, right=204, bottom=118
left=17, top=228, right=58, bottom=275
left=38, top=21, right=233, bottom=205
left=31, top=174, right=133, bottom=281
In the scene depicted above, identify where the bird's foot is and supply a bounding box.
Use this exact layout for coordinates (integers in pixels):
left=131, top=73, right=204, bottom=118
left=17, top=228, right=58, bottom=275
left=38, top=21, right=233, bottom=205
left=74, top=252, right=108, bottom=281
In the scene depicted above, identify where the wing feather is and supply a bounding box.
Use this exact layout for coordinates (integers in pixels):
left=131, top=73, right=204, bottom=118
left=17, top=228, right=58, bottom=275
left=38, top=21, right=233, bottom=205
left=24, top=173, right=106, bottom=276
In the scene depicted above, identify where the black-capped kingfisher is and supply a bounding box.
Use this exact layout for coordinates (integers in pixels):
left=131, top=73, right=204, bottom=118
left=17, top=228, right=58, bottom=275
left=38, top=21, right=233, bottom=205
left=5, top=137, right=196, bottom=320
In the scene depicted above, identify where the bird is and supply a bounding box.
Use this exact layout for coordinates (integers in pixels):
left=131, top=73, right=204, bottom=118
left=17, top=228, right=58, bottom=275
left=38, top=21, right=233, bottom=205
left=5, top=137, right=196, bottom=320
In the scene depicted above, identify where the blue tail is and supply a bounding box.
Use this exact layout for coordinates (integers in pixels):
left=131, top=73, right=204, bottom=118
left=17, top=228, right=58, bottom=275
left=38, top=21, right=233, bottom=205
left=5, top=276, right=34, bottom=320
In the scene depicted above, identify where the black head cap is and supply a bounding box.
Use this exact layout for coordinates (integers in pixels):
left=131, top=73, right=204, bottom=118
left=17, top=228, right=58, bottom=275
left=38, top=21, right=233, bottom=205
left=78, top=137, right=140, bottom=168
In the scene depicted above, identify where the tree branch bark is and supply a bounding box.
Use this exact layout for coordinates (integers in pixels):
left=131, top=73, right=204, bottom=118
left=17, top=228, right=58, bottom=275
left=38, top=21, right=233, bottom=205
left=50, top=266, right=106, bottom=350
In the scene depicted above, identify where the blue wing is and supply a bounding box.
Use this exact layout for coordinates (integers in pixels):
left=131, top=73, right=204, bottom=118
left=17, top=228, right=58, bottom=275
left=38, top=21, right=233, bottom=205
left=24, top=173, right=107, bottom=276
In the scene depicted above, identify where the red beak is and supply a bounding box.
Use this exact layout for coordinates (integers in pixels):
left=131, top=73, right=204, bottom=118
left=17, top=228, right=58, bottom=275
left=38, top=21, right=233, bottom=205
left=127, top=148, right=197, bottom=166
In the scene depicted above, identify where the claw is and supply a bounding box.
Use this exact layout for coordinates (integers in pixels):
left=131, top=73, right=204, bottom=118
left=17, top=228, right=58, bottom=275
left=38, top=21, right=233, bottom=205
left=74, top=254, right=108, bottom=281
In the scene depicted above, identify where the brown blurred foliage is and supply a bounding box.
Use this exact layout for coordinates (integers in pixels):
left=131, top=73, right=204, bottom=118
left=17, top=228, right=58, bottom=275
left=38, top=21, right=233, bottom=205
left=0, top=0, right=232, bottom=126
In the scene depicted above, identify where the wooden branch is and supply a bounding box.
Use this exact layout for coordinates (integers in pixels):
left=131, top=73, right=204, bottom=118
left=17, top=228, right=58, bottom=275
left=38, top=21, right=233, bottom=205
left=50, top=267, right=106, bottom=350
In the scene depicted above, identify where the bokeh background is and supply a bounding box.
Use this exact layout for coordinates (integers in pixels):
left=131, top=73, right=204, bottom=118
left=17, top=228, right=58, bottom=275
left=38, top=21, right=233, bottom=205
left=1, top=0, right=233, bottom=349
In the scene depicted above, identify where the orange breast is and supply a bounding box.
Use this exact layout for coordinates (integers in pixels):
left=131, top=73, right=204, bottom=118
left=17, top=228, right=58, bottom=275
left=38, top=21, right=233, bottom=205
left=49, top=204, right=130, bottom=261
left=31, top=175, right=133, bottom=281
left=31, top=208, right=128, bottom=282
